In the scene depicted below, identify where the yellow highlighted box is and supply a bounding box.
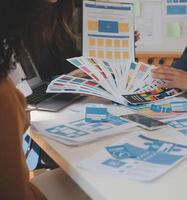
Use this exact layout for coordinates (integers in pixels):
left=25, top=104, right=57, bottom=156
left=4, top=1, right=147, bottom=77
left=115, top=51, right=121, bottom=59
left=98, top=51, right=104, bottom=59
left=119, top=23, right=129, bottom=32
left=97, top=39, right=104, bottom=47
left=88, top=20, right=98, bottom=31
left=105, top=39, right=112, bottom=47
left=89, top=50, right=96, bottom=57
left=122, top=40, right=129, bottom=47
left=89, top=38, right=96, bottom=46
left=106, top=51, right=113, bottom=59
left=123, top=52, right=129, bottom=59
left=114, top=40, right=121, bottom=47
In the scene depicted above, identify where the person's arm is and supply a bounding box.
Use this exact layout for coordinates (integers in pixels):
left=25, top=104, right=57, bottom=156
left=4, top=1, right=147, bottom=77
left=172, top=47, right=187, bottom=71
left=152, top=47, right=187, bottom=90
left=0, top=78, right=46, bottom=200
left=134, top=30, right=140, bottom=42
left=152, top=66, right=187, bottom=90
left=68, top=68, right=89, bottom=78
left=0, top=78, right=28, bottom=199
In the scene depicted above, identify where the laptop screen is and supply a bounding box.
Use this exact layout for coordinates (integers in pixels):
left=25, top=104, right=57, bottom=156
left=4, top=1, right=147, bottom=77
left=21, top=53, right=36, bottom=80
left=20, top=49, right=42, bottom=88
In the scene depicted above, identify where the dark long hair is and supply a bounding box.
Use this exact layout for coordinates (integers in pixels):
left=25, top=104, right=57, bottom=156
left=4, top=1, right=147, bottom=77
left=23, top=0, right=76, bottom=59
left=0, top=0, right=76, bottom=81
left=0, top=0, right=27, bottom=81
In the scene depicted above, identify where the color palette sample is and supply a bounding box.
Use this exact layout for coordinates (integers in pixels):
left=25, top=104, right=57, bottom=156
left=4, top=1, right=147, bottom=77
left=47, top=56, right=183, bottom=105
left=123, top=88, right=181, bottom=104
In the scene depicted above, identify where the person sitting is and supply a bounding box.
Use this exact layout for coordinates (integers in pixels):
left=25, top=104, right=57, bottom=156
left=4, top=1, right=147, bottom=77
left=20, top=0, right=141, bottom=80
left=152, top=47, right=187, bottom=91
left=20, top=0, right=81, bottom=80
left=0, top=1, right=90, bottom=199
left=18, top=0, right=141, bottom=170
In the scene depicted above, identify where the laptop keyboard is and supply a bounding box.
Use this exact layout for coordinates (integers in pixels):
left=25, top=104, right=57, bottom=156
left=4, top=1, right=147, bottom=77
left=27, top=83, right=54, bottom=105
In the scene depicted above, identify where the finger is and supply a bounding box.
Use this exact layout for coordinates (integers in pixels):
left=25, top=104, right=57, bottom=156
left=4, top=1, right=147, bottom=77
left=134, top=30, right=140, bottom=35
left=135, top=35, right=140, bottom=40
left=152, top=66, right=171, bottom=73
left=157, top=83, right=167, bottom=88
left=164, top=81, right=177, bottom=89
left=152, top=72, right=175, bottom=81
left=152, top=67, right=181, bottom=80
left=134, top=30, right=138, bottom=34
left=152, top=66, right=182, bottom=75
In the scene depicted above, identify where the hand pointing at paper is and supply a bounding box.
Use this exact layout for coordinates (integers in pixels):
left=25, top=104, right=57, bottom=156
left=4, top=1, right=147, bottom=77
left=152, top=66, right=187, bottom=91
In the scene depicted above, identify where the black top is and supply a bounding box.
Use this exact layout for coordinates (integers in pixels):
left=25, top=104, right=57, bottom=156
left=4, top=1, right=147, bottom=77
left=19, top=0, right=82, bottom=81
left=35, top=42, right=81, bottom=80
left=172, top=47, right=187, bottom=71
left=19, top=37, right=81, bottom=81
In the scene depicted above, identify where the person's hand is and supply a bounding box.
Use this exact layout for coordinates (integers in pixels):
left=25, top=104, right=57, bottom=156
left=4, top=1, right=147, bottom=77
left=68, top=69, right=89, bottom=78
left=152, top=66, right=187, bottom=91
left=134, top=30, right=140, bottom=42
left=24, top=109, right=31, bottom=131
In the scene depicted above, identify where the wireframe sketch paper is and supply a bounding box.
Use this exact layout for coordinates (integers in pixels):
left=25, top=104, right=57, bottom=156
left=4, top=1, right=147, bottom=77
left=78, top=131, right=187, bottom=182
left=31, top=113, right=136, bottom=146
left=162, top=114, right=187, bottom=138
left=83, top=1, right=135, bottom=62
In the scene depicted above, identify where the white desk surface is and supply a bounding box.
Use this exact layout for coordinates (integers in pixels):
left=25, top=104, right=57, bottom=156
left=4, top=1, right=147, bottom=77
left=30, top=97, right=187, bottom=200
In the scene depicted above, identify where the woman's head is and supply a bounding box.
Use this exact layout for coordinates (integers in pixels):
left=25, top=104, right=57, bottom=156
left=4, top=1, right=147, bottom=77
left=0, top=0, right=28, bottom=80
left=41, top=0, right=75, bottom=44
left=0, top=0, right=76, bottom=80
left=23, top=0, right=76, bottom=58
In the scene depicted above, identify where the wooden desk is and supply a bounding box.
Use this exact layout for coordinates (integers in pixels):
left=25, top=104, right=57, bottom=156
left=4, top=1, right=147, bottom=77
left=30, top=97, right=187, bottom=200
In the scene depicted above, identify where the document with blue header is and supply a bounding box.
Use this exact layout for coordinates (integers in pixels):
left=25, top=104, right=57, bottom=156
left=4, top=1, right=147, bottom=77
left=83, top=0, right=135, bottom=62
left=78, top=131, right=187, bottom=181
left=32, top=113, right=136, bottom=146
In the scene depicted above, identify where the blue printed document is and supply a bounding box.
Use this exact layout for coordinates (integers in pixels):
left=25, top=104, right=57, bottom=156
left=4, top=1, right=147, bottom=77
left=32, top=114, right=136, bottom=146
left=162, top=114, right=187, bottom=137
left=85, top=104, right=108, bottom=122
left=171, top=101, right=187, bottom=112
left=78, top=132, right=187, bottom=181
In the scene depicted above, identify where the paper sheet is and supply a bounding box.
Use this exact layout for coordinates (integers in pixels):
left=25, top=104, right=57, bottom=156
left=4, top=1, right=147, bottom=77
left=166, top=22, right=181, bottom=38
left=78, top=131, right=187, bottom=182
left=83, top=1, right=135, bottom=62
left=135, top=1, right=162, bottom=45
left=162, top=114, right=187, bottom=138
left=166, top=0, right=187, bottom=17
left=32, top=113, right=136, bottom=146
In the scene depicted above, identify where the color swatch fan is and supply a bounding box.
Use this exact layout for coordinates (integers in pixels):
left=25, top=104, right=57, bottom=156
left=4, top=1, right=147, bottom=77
left=47, top=56, right=182, bottom=105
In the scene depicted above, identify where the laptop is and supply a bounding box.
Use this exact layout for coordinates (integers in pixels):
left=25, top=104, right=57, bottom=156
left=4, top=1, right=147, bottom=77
left=20, top=50, right=81, bottom=112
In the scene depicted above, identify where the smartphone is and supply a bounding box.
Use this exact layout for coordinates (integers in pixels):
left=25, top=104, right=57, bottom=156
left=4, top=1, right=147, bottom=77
left=120, top=113, right=166, bottom=130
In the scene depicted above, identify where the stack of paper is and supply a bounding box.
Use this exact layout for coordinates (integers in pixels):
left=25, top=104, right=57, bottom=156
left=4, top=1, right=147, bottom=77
left=32, top=114, right=136, bottom=146
left=47, top=56, right=182, bottom=105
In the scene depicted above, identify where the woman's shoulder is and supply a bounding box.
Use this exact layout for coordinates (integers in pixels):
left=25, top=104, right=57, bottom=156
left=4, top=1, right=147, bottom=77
left=0, top=77, right=26, bottom=106
left=0, top=77, right=15, bottom=94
